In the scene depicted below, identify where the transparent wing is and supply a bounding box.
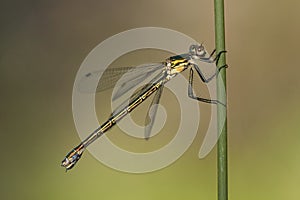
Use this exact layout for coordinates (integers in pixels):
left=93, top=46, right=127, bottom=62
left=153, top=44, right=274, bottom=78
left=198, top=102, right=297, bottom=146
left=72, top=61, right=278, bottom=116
left=112, top=63, right=164, bottom=101
left=110, top=71, right=166, bottom=118
left=109, top=83, right=152, bottom=118
left=144, top=83, right=164, bottom=140
left=77, top=63, right=164, bottom=98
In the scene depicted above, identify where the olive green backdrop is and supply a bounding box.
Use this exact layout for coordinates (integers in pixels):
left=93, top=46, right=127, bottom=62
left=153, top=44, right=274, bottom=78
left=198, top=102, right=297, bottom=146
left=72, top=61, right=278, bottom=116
left=1, top=0, right=300, bottom=199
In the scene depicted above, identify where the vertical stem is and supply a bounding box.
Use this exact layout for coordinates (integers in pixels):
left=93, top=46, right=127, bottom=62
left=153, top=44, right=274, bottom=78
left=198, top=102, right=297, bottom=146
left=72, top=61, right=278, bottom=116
left=214, top=0, right=228, bottom=200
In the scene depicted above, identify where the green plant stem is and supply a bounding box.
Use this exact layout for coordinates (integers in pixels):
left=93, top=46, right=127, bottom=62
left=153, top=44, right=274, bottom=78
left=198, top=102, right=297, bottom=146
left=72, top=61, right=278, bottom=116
left=214, top=0, right=228, bottom=200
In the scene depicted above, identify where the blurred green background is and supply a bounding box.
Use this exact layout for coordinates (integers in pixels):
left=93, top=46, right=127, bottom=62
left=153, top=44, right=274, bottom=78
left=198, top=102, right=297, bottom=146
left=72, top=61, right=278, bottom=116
left=1, top=0, right=300, bottom=199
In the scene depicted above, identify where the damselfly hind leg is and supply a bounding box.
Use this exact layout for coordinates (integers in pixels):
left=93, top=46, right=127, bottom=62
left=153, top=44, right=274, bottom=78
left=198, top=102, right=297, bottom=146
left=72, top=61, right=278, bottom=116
left=188, top=68, right=226, bottom=107
left=144, top=84, right=164, bottom=140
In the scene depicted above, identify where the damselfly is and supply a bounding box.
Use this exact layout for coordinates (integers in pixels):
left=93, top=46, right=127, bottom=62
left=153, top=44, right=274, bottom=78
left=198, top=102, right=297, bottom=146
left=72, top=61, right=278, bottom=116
left=61, top=44, right=227, bottom=171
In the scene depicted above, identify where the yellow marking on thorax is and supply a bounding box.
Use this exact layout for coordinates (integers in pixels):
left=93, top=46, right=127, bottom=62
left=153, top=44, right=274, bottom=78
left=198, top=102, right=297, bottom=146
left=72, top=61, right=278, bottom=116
left=170, top=58, right=189, bottom=74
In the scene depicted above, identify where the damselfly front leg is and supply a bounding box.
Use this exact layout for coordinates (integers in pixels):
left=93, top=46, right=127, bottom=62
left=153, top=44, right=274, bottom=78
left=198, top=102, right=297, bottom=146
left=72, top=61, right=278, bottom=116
left=201, top=50, right=227, bottom=65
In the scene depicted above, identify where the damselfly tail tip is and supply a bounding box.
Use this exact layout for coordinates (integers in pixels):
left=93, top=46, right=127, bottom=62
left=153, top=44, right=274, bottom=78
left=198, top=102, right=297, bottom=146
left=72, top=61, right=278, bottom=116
left=61, top=145, right=84, bottom=171
left=61, top=157, right=75, bottom=171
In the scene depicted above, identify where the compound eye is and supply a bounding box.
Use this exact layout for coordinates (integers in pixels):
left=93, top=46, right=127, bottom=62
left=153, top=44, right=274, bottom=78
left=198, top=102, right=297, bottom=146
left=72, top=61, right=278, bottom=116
left=197, top=45, right=206, bottom=57
left=189, top=45, right=197, bottom=55
left=197, top=45, right=204, bottom=52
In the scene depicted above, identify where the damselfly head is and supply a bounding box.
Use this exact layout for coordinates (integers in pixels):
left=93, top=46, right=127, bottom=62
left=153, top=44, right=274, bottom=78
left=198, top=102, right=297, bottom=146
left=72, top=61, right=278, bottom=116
left=189, top=44, right=206, bottom=58
left=61, top=145, right=84, bottom=171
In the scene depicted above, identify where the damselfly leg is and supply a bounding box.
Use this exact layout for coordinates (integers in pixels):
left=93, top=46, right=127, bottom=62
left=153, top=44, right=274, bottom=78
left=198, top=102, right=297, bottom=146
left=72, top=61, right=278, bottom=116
left=202, top=50, right=227, bottom=65
left=187, top=48, right=227, bottom=106
left=188, top=64, right=227, bottom=107
left=144, top=83, right=164, bottom=140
